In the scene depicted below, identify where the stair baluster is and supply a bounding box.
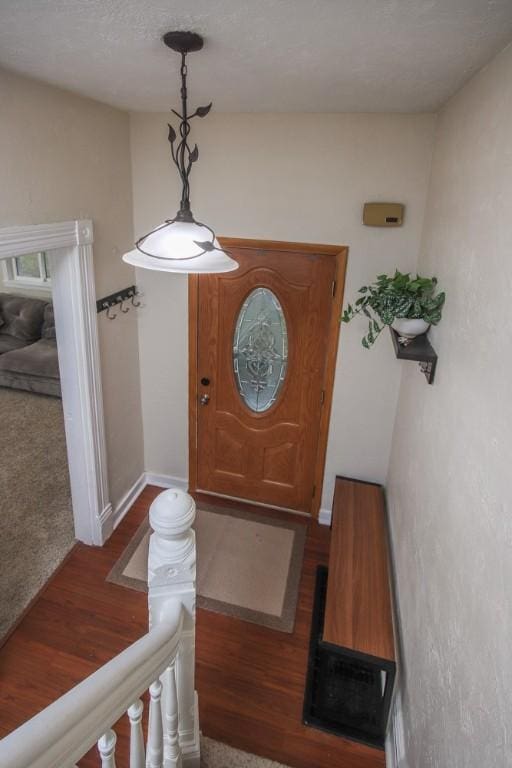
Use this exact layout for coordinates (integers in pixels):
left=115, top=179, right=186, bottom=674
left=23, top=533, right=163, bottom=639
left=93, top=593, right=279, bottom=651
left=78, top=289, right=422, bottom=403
left=164, top=662, right=182, bottom=768
left=97, top=729, right=117, bottom=768
left=127, top=699, right=145, bottom=768
left=147, top=680, right=164, bottom=768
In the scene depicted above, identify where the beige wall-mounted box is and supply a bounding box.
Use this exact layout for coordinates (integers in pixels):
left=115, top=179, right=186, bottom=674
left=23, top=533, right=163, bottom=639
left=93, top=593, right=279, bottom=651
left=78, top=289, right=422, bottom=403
left=363, top=202, right=404, bottom=227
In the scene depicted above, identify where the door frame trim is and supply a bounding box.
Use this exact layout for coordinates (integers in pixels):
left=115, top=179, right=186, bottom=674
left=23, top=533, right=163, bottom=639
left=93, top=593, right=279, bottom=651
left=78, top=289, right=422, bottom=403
left=188, top=237, right=348, bottom=519
left=0, top=219, right=111, bottom=544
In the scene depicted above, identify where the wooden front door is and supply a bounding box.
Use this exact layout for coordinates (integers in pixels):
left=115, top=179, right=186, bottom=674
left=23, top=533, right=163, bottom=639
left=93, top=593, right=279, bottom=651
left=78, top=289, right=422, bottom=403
left=191, top=239, right=346, bottom=514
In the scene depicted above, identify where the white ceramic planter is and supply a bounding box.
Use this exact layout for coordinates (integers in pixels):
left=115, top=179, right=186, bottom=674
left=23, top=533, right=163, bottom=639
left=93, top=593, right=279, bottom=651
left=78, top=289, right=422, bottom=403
left=391, top=318, right=430, bottom=339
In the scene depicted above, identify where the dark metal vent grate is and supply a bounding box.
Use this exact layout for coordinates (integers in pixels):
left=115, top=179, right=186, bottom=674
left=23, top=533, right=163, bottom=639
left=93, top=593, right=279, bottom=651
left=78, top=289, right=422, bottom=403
left=303, top=565, right=388, bottom=749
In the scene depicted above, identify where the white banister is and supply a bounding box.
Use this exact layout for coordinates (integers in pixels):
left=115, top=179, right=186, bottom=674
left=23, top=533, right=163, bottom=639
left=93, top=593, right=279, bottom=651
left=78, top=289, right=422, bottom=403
left=0, top=488, right=200, bottom=768
left=127, top=699, right=145, bottom=768
left=148, top=489, right=200, bottom=767
left=0, top=604, right=182, bottom=768
left=98, top=730, right=117, bottom=768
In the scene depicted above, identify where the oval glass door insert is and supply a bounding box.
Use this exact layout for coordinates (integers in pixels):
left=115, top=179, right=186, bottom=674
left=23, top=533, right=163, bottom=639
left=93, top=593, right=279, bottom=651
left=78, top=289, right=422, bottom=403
left=233, top=288, right=288, bottom=412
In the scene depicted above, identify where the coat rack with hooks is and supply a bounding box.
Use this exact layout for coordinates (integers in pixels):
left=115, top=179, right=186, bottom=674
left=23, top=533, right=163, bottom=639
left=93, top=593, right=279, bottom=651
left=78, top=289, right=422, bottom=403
left=96, top=285, right=141, bottom=320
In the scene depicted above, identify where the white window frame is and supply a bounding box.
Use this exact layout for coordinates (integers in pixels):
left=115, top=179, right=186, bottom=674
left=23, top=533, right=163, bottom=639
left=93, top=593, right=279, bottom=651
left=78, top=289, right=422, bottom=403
left=1, top=251, right=53, bottom=292
left=0, top=220, right=112, bottom=545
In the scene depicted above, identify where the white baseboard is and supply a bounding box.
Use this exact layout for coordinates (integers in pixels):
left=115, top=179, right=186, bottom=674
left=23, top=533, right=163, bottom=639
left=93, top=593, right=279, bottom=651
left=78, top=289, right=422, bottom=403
left=318, top=507, right=332, bottom=526
left=112, top=472, right=147, bottom=531
left=144, top=472, right=188, bottom=490
left=98, top=503, right=114, bottom=544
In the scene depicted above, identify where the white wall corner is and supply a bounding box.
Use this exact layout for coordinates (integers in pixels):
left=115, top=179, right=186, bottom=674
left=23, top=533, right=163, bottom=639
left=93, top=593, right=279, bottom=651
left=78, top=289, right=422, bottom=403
left=112, top=472, right=147, bottom=530
left=385, top=690, right=407, bottom=768
left=144, top=472, right=189, bottom=490
left=318, top=507, right=332, bottom=526
left=385, top=731, right=397, bottom=768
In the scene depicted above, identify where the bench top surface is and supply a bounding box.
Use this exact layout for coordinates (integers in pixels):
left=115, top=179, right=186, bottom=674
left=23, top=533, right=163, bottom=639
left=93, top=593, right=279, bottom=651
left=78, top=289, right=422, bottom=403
left=323, top=477, right=396, bottom=662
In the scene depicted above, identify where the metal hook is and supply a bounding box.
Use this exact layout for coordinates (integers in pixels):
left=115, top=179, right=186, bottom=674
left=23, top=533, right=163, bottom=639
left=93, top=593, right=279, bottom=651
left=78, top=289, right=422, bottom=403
left=118, top=296, right=130, bottom=314
left=106, top=303, right=117, bottom=320
left=131, top=292, right=142, bottom=308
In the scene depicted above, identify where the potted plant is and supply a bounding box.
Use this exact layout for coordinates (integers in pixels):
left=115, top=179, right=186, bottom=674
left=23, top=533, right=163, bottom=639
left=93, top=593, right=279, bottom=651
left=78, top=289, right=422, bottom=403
left=341, top=270, right=445, bottom=348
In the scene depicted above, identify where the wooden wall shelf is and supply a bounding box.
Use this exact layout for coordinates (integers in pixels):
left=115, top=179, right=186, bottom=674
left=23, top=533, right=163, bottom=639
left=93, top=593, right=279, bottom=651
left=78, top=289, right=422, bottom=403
left=390, top=328, right=437, bottom=384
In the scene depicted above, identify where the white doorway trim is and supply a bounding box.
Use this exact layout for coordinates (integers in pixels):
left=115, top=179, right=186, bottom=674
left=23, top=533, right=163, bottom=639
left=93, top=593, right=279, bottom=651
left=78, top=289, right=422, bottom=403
left=0, top=220, right=111, bottom=545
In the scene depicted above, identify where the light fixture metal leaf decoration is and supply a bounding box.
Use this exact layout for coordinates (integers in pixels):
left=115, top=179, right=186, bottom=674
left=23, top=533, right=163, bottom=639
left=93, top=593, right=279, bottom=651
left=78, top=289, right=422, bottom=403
left=194, top=240, right=216, bottom=251
left=189, top=144, right=199, bottom=163
left=167, top=123, right=177, bottom=144
left=193, top=103, right=212, bottom=118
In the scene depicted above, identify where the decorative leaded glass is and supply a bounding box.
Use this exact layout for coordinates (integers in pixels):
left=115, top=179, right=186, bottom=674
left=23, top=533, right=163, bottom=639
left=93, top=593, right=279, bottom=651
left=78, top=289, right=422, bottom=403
left=233, top=288, right=288, bottom=413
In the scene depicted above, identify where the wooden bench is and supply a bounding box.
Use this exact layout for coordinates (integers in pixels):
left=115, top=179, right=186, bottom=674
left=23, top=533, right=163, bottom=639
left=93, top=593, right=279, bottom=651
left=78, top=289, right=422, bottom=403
left=303, top=476, right=396, bottom=749
left=323, top=476, right=395, bottom=662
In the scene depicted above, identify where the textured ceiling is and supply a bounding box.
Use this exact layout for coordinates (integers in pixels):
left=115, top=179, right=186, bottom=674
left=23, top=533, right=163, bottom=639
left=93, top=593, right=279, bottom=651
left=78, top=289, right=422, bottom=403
left=1, top=0, right=512, bottom=113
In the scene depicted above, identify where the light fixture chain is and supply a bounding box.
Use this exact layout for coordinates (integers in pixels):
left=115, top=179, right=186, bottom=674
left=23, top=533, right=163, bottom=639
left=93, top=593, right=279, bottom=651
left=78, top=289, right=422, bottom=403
left=178, top=52, right=191, bottom=211
left=166, top=50, right=212, bottom=222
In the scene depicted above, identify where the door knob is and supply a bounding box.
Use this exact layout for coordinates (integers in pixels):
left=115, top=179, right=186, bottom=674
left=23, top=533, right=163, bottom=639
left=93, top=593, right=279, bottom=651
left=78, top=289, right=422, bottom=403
left=200, top=393, right=210, bottom=406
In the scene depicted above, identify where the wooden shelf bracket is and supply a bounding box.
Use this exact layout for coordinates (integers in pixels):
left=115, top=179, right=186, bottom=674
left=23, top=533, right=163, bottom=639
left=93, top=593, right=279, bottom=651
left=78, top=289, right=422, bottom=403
left=390, top=328, right=438, bottom=384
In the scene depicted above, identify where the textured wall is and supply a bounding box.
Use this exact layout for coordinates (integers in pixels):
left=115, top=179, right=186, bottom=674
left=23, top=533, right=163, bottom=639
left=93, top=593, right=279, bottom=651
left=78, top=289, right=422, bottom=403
left=387, top=42, right=512, bottom=767
left=130, top=112, right=436, bottom=503
left=0, top=68, right=144, bottom=508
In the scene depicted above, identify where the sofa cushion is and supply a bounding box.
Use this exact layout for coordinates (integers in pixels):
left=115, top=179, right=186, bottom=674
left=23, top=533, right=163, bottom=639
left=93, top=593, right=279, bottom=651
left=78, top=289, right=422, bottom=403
left=0, top=293, right=47, bottom=342
left=0, top=338, right=60, bottom=379
left=41, top=303, right=56, bottom=340
left=0, top=371, right=61, bottom=398
left=0, top=334, right=29, bottom=355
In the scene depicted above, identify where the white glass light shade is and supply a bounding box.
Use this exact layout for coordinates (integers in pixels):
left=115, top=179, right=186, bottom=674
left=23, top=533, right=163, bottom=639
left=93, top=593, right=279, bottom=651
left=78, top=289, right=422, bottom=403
left=122, top=220, right=238, bottom=274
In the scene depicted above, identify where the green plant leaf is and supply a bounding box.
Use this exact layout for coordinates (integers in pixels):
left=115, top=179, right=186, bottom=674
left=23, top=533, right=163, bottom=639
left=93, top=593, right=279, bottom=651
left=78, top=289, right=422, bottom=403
left=342, top=270, right=444, bottom=338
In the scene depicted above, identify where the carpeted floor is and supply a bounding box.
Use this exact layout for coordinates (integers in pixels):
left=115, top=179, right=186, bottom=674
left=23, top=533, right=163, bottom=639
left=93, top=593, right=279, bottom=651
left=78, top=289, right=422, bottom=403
left=201, top=736, right=290, bottom=767
left=0, top=388, right=75, bottom=642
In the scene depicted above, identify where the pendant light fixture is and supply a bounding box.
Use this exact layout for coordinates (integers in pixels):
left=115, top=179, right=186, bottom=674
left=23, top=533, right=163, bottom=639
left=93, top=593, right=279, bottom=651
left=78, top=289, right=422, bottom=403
left=123, top=31, right=238, bottom=274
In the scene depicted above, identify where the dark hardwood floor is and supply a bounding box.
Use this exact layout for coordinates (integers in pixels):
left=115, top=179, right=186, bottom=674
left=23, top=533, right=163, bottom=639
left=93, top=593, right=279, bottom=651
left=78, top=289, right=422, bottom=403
left=0, top=486, right=385, bottom=768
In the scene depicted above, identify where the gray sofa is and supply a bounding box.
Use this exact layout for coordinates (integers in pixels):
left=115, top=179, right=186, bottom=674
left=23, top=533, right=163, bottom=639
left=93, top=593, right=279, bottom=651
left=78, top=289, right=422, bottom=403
left=0, top=293, right=61, bottom=397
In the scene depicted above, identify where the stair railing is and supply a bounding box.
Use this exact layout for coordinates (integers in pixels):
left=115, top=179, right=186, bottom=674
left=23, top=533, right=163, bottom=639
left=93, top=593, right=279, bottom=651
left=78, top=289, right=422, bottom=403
left=0, top=488, right=200, bottom=768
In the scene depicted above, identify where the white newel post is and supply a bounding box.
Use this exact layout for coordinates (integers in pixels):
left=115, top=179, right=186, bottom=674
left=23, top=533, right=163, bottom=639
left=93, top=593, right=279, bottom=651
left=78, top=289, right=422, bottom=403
left=148, top=489, right=200, bottom=768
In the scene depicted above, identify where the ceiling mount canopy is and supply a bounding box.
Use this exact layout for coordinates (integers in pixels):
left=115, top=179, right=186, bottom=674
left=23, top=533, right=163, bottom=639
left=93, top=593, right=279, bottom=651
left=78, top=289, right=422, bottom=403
left=123, top=30, right=238, bottom=274
left=162, top=30, right=204, bottom=54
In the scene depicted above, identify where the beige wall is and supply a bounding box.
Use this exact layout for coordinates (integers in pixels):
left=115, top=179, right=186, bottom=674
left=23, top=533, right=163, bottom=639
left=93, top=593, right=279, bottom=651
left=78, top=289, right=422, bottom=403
left=130, top=112, right=436, bottom=506
left=387, top=43, right=512, bottom=767
left=0, top=68, right=144, bottom=508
